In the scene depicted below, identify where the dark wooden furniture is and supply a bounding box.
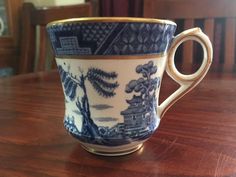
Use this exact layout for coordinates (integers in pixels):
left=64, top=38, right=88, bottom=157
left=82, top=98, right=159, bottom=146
left=144, top=0, right=236, bottom=73
left=18, top=2, right=92, bottom=74
left=0, top=71, right=236, bottom=176
left=0, top=0, right=22, bottom=74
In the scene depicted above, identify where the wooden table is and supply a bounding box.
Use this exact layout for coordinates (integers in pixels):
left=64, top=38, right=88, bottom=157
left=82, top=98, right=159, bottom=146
left=0, top=71, right=236, bottom=177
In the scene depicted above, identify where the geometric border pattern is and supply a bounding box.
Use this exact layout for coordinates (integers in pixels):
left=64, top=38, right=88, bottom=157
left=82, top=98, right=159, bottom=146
left=47, top=22, right=176, bottom=56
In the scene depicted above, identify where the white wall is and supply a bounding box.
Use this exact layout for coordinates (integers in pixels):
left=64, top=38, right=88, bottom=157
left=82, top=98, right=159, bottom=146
left=24, top=0, right=85, bottom=7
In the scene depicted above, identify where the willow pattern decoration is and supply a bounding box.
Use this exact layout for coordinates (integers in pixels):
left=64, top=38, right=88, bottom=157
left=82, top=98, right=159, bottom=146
left=121, top=61, right=160, bottom=132
left=58, top=64, right=119, bottom=143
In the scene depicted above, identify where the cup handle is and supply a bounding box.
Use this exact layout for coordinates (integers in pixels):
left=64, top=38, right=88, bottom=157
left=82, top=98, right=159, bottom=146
left=158, top=28, right=213, bottom=118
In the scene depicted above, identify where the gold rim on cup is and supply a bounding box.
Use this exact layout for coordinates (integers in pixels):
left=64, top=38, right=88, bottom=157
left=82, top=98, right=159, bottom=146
left=46, top=17, right=177, bottom=28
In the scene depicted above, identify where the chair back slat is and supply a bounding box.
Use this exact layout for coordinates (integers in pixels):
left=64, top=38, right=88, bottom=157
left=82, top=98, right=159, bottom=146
left=32, top=3, right=92, bottom=26
left=224, top=18, right=236, bottom=72
left=37, top=26, right=47, bottom=72
left=204, top=19, right=214, bottom=43
left=204, top=19, right=216, bottom=71
left=19, top=3, right=36, bottom=73
left=144, top=0, right=236, bottom=19
left=19, top=2, right=92, bottom=74
left=182, top=19, right=194, bottom=72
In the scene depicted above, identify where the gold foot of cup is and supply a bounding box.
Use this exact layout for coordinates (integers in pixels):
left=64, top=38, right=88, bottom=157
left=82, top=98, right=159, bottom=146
left=81, top=143, right=143, bottom=156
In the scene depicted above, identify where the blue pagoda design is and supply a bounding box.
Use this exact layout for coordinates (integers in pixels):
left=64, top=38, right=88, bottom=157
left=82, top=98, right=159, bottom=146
left=121, top=95, right=152, bottom=138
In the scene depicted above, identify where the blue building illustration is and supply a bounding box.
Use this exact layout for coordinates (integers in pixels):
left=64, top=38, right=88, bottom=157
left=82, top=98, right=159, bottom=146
left=121, top=95, right=151, bottom=138
left=57, top=36, right=92, bottom=55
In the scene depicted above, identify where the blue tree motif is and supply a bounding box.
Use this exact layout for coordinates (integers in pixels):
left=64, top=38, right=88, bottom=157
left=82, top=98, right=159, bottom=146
left=58, top=65, right=78, bottom=101
left=124, top=61, right=160, bottom=129
left=126, top=61, right=159, bottom=99
left=58, top=64, right=119, bottom=143
left=87, top=68, right=119, bottom=97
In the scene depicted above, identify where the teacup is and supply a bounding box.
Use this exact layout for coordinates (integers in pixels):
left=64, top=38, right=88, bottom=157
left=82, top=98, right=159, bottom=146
left=47, top=17, right=212, bottom=156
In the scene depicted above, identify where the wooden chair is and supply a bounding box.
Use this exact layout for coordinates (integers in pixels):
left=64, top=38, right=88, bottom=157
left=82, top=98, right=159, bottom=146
left=18, top=2, right=92, bottom=74
left=144, top=0, right=236, bottom=73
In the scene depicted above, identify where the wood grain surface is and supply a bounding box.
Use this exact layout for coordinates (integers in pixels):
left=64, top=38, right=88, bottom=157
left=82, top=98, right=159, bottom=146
left=0, top=71, right=236, bottom=177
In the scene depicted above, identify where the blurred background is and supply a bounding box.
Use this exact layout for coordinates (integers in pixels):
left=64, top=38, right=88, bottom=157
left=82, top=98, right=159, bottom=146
left=0, top=0, right=233, bottom=77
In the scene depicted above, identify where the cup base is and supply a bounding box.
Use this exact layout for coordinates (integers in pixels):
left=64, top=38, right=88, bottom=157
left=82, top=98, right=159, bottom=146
left=80, top=143, right=143, bottom=156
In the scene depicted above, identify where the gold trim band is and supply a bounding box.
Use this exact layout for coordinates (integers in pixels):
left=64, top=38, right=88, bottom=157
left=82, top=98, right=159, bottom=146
left=47, top=17, right=176, bottom=28
left=55, top=53, right=167, bottom=60
left=81, top=144, right=143, bottom=156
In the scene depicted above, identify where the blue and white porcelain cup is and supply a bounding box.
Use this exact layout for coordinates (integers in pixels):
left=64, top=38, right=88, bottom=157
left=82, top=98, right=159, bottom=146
left=47, top=17, right=212, bottom=156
